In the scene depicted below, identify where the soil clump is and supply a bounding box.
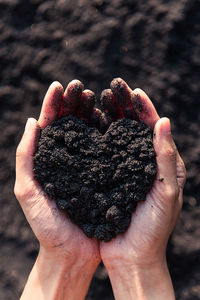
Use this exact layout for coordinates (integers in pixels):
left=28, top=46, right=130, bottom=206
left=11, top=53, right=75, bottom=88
left=34, top=116, right=157, bottom=241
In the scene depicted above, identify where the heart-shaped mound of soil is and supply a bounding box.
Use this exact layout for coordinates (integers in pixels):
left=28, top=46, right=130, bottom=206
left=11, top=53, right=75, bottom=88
left=34, top=116, right=157, bottom=241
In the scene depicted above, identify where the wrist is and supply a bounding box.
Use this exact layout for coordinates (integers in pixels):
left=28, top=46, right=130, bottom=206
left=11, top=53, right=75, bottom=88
left=21, top=246, right=99, bottom=300
left=39, top=244, right=99, bottom=271
left=105, top=258, right=175, bottom=300
left=101, top=240, right=168, bottom=273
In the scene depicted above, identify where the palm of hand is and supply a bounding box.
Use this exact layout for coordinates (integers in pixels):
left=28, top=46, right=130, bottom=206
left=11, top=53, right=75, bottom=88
left=25, top=180, right=99, bottom=259
left=15, top=80, right=101, bottom=261
left=100, top=173, right=182, bottom=265
left=99, top=78, right=186, bottom=266
left=16, top=78, right=186, bottom=267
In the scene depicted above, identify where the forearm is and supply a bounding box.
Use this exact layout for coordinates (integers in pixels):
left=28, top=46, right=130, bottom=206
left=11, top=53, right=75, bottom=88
left=21, top=246, right=98, bottom=300
left=106, top=259, right=175, bottom=300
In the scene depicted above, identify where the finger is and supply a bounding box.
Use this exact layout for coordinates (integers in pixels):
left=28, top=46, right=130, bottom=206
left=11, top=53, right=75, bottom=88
left=38, top=81, right=64, bottom=128
left=176, top=150, right=186, bottom=189
left=16, top=118, right=40, bottom=183
left=90, top=107, right=112, bottom=134
left=62, top=79, right=84, bottom=117
left=110, top=78, right=138, bottom=120
left=100, top=89, right=124, bottom=121
left=153, top=118, right=177, bottom=187
left=76, top=89, right=95, bottom=124
left=132, top=88, right=160, bottom=128
left=99, top=112, right=112, bottom=134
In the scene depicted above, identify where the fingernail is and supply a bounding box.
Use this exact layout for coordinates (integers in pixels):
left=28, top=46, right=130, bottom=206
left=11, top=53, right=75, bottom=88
left=25, top=118, right=36, bottom=133
left=161, top=117, right=171, bottom=135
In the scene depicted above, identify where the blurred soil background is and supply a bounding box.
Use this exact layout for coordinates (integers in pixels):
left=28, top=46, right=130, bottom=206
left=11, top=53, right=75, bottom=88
left=0, top=0, right=200, bottom=299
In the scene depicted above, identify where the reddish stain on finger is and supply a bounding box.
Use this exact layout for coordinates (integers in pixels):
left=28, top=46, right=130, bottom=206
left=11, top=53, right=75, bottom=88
left=76, top=90, right=95, bottom=124
left=132, top=91, right=159, bottom=128
left=99, top=113, right=112, bottom=134
left=132, top=94, right=147, bottom=114
left=59, top=95, right=64, bottom=118
left=50, top=87, right=64, bottom=115
left=111, top=78, right=138, bottom=120
left=90, top=108, right=102, bottom=125
left=38, top=82, right=64, bottom=128
left=62, top=80, right=84, bottom=117
left=100, top=89, right=124, bottom=121
left=90, top=107, right=111, bottom=134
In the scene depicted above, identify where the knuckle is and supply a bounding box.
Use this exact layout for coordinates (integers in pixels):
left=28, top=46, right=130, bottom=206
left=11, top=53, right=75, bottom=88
left=180, top=159, right=186, bottom=176
left=16, top=144, right=31, bottom=159
left=166, top=185, right=179, bottom=201
left=162, top=147, right=176, bottom=159
left=181, top=163, right=187, bottom=180
left=14, top=180, right=37, bottom=202
left=16, top=144, right=24, bottom=158
left=14, top=182, right=24, bottom=201
left=177, top=159, right=187, bottom=188
left=14, top=182, right=18, bottom=198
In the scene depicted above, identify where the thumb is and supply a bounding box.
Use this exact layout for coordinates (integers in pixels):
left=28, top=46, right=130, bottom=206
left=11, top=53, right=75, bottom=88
left=153, top=118, right=177, bottom=188
left=15, top=118, right=40, bottom=187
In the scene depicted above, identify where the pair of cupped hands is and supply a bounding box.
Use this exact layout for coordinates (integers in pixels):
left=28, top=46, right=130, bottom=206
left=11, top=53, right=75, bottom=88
left=15, top=78, right=186, bottom=300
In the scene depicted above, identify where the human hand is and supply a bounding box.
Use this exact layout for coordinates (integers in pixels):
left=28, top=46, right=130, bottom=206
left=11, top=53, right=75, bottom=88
left=100, top=78, right=186, bottom=299
left=15, top=81, right=101, bottom=300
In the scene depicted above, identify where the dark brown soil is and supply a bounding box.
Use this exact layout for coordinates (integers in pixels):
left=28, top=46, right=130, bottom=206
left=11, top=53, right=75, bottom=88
left=33, top=116, right=156, bottom=241
left=0, top=1, right=200, bottom=299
